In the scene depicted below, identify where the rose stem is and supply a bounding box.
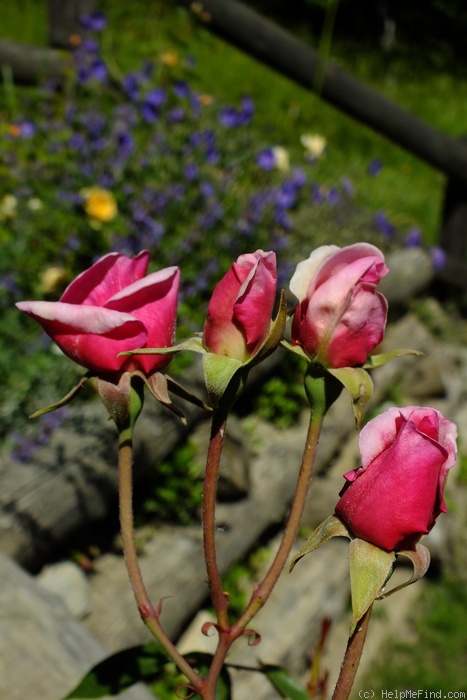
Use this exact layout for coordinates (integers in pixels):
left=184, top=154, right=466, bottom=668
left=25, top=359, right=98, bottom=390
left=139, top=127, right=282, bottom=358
left=118, top=428, right=201, bottom=689
left=231, top=400, right=324, bottom=633
left=201, top=394, right=326, bottom=699
left=332, top=604, right=373, bottom=700
left=202, top=406, right=230, bottom=631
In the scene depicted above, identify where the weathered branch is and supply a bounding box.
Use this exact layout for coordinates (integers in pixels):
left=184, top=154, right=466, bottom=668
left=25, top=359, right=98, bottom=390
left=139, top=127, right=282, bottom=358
left=0, top=40, right=67, bottom=85
left=178, top=0, right=467, bottom=186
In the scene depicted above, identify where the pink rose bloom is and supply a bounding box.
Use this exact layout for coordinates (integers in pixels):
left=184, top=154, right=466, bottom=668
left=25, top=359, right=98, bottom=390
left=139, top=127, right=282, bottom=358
left=335, top=406, right=458, bottom=551
left=16, top=251, right=179, bottom=375
left=289, top=243, right=388, bottom=367
left=203, top=250, right=277, bottom=362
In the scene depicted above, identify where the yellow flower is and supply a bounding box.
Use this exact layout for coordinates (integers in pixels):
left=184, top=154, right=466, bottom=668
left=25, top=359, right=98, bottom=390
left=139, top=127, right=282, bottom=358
left=39, top=266, right=68, bottom=294
left=199, top=93, right=214, bottom=106
left=81, top=187, right=117, bottom=223
left=300, top=134, right=327, bottom=159
left=161, top=50, right=179, bottom=67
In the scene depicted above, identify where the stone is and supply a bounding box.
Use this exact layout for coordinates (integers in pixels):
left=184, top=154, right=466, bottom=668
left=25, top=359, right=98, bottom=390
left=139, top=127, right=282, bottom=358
left=0, top=552, right=155, bottom=700
left=37, top=560, right=93, bottom=619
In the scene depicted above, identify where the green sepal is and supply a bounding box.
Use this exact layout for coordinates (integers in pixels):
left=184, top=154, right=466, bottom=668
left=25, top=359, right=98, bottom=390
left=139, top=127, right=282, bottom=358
left=249, top=289, right=287, bottom=366
left=364, top=348, right=424, bottom=369
left=165, top=374, right=212, bottom=412
left=377, top=543, right=430, bottom=600
left=118, top=335, right=206, bottom=359
left=349, top=538, right=396, bottom=634
left=63, top=642, right=169, bottom=698
left=303, top=366, right=343, bottom=419
left=327, top=366, right=374, bottom=428
left=202, top=353, right=244, bottom=408
left=290, top=514, right=351, bottom=572
left=280, top=338, right=309, bottom=362
left=91, top=373, right=144, bottom=433
left=29, top=373, right=91, bottom=418
left=261, top=664, right=311, bottom=700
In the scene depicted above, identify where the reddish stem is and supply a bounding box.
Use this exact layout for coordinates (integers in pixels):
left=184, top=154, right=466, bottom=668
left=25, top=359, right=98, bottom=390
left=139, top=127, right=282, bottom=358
left=202, top=408, right=231, bottom=631
left=332, top=605, right=373, bottom=700
left=118, top=434, right=201, bottom=690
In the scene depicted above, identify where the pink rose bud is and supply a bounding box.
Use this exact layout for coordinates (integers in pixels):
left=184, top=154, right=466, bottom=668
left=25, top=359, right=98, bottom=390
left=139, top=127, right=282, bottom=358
left=17, top=251, right=179, bottom=375
left=335, top=406, right=458, bottom=551
left=289, top=243, right=389, bottom=368
left=203, top=250, right=277, bottom=362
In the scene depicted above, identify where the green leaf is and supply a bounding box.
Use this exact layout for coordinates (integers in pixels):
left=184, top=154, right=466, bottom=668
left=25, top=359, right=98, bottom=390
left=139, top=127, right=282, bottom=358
left=183, top=652, right=232, bottom=700
left=64, top=643, right=168, bottom=698
left=261, top=664, right=311, bottom=699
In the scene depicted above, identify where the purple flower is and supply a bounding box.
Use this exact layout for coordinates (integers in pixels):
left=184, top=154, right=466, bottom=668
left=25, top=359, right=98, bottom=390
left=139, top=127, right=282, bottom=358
left=239, top=97, right=254, bottom=124
left=218, top=106, right=240, bottom=127
left=80, top=12, right=107, bottom=31
left=405, top=227, right=423, bottom=247
left=290, top=168, right=307, bottom=189
left=116, top=131, right=134, bottom=159
left=374, top=211, right=395, bottom=238
left=13, top=120, right=36, bottom=138
left=256, top=148, right=276, bottom=170
left=167, top=107, right=185, bottom=123
left=275, top=185, right=296, bottom=209
left=311, top=184, right=325, bottom=204
left=326, top=188, right=340, bottom=206
left=145, top=88, right=167, bottom=107
left=205, top=147, right=220, bottom=165
left=173, top=80, right=191, bottom=99
left=341, top=177, right=355, bottom=198
left=430, top=246, right=447, bottom=271
left=123, top=73, right=140, bottom=101
left=200, top=181, right=216, bottom=198
left=367, top=158, right=383, bottom=176
left=184, top=163, right=199, bottom=181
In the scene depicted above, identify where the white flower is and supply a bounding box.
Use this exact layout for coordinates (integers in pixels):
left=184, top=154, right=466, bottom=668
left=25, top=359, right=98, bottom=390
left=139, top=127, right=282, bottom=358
left=300, top=134, right=327, bottom=159
left=0, top=194, right=18, bottom=220
left=271, top=146, right=290, bottom=171
left=27, top=198, right=43, bottom=211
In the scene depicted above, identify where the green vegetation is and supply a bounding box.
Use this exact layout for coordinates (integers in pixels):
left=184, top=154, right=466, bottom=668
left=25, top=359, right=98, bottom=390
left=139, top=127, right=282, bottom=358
left=137, top=440, right=203, bottom=525
left=361, top=576, right=467, bottom=695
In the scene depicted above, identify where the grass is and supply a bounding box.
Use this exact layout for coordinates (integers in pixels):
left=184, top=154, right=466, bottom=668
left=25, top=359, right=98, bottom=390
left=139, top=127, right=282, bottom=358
left=2, top=0, right=465, bottom=245
left=101, top=1, right=460, bottom=244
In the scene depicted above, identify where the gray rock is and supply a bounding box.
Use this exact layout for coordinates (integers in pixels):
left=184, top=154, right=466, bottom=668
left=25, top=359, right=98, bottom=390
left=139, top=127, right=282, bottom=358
left=37, top=560, right=92, bottom=619
left=0, top=552, right=155, bottom=700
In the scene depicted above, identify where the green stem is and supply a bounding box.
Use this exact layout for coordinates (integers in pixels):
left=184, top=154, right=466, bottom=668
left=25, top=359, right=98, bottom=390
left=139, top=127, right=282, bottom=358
left=118, top=428, right=201, bottom=690
left=332, top=604, right=373, bottom=700
left=203, top=407, right=230, bottom=631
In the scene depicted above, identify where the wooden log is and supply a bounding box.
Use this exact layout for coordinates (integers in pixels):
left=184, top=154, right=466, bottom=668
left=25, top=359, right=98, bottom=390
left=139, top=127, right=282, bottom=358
left=0, top=40, right=67, bottom=85
left=49, top=0, right=101, bottom=49
left=178, top=0, right=467, bottom=186
left=440, top=137, right=467, bottom=268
